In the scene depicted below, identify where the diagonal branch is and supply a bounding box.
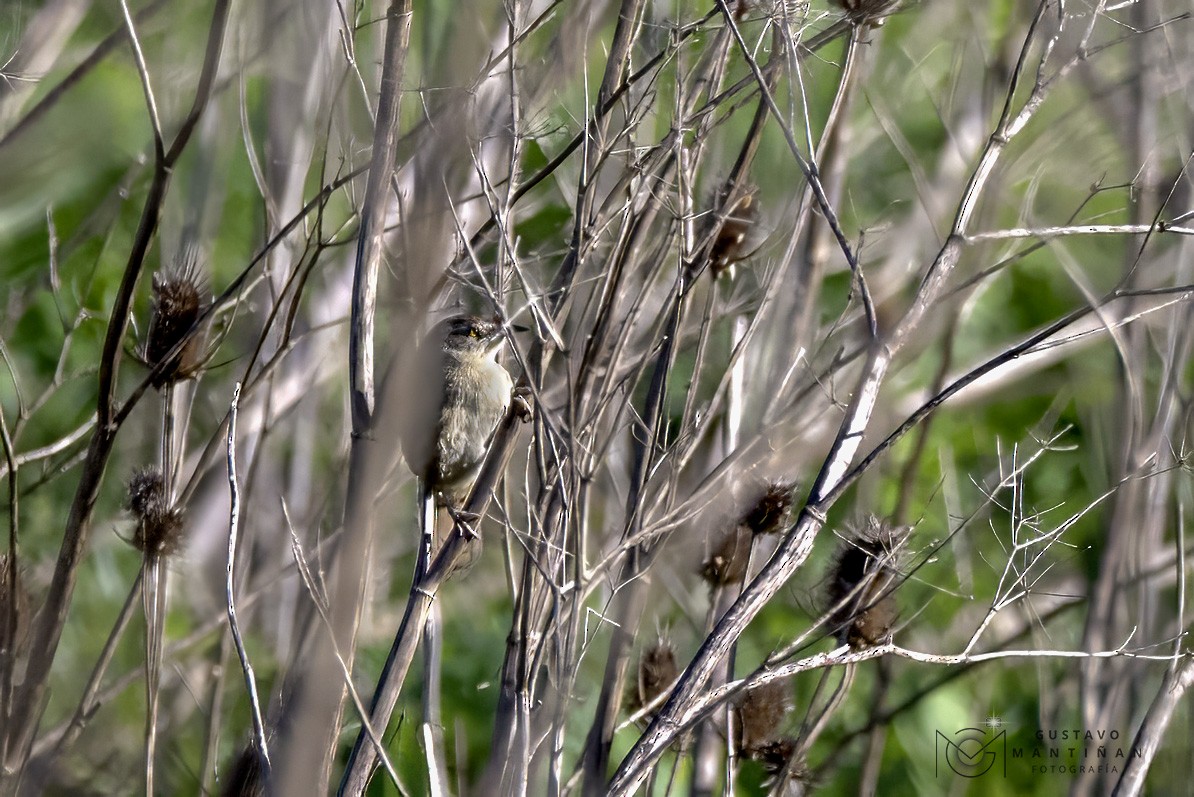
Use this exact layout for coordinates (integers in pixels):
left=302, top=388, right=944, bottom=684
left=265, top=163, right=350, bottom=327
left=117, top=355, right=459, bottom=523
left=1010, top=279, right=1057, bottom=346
left=607, top=3, right=1063, bottom=790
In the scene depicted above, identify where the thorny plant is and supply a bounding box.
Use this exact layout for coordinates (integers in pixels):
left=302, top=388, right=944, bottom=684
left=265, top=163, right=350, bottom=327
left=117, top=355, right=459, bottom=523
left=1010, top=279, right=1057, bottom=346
left=0, top=0, right=1193, bottom=795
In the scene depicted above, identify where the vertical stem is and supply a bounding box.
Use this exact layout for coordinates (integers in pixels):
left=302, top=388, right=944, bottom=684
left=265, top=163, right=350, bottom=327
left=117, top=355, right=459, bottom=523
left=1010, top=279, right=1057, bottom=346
left=226, top=384, right=271, bottom=765
left=421, top=602, right=449, bottom=797
left=142, top=555, right=164, bottom=797
left=580, top=263, right=688, bottom=795
left=0, top=405, right=18, bottom=764
left=278, top=2, right=413, bottom=792
left=143, top=382, right=175, bottom=797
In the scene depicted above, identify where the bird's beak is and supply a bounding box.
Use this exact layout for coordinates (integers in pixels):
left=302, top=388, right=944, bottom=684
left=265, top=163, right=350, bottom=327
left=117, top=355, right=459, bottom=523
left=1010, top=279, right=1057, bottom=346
left=485, top=319, right=527, bottom=353
left=483, top=330, right=508, bottom=356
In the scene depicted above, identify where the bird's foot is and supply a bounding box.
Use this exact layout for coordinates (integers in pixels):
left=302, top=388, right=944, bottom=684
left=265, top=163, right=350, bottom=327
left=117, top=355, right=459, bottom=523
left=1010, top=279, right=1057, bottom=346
left=512, top=385, right=534, bottom=423
left=448, top=506, right=482, bottom=539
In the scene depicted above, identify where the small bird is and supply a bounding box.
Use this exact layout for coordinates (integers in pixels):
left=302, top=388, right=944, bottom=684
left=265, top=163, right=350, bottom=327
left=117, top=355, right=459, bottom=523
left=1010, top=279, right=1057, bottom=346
left=400, top=315, right=514, bottom=556
left=831, top=0, right=899, bottom=23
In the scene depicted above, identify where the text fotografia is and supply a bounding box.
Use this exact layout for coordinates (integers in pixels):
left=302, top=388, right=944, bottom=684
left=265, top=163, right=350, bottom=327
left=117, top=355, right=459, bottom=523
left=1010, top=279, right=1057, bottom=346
left=1016, top=729, right=1140, bottom=775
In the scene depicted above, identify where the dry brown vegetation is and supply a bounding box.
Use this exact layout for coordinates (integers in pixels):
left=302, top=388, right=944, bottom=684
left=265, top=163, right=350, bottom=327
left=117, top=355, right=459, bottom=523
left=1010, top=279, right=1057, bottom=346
left=1, top=0, right=1193, bottom=794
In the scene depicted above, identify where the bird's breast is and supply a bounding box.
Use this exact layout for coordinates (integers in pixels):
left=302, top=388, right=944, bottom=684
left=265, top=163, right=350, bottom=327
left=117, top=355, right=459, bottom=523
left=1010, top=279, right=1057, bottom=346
left=434, top=354, right=513, bottom=492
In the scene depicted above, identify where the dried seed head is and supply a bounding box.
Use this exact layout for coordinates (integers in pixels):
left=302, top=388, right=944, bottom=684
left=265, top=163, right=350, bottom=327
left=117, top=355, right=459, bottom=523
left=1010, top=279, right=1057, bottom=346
left=221, top=742, right=267, bottom=797
left=145, top=252, right=208, bottom=388
left=825, top=517, right=905, bottom=649
left=701, top=525, right=753, bottom=585
left=708, top=185, right=758, bottom=278
left=126, top=467, right=186, bottom=559
left=831, top=0, right=899, bottom=23
left=734, top=679, right=791, bottom=756
left=631, top=637, right=680, bottom=716
left=742, top=482, right=796, bottom=536
left=755, top=741, right=812, bottom=795
left=127, top=466, right=167, bottom=521
left=0, top=554, right=31, bottom=651
left=752, top=736, right=797, bottom=770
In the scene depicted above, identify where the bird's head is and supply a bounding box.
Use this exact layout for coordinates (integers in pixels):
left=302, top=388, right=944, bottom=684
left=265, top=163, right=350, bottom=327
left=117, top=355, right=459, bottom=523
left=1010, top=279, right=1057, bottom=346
left=439, top=314, right=507, bottom=358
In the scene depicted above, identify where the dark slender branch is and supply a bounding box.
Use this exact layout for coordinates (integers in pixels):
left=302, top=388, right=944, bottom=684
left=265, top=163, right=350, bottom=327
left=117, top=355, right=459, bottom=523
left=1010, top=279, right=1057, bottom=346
left=837, top=285, right=1194, bottom=505
left=41, top=572, right=144, bottom=766
left=0, top=403, right=18, bottom=756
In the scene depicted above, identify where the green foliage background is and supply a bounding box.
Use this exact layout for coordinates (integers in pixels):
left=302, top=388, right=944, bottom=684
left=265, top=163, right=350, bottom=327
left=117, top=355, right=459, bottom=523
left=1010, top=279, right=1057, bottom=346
left=1, top=0, right=1193, bottom=795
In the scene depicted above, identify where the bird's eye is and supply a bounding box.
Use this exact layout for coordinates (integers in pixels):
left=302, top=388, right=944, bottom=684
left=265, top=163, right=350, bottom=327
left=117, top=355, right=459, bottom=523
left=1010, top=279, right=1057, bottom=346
left=468, top=329, right=479, bottom=338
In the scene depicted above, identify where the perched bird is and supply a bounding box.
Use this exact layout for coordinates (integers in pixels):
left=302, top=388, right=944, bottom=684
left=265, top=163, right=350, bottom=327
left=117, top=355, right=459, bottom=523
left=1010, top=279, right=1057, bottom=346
left=399, top=315, right=514, bottom=560
left=831, top=0, right=899, bottom=23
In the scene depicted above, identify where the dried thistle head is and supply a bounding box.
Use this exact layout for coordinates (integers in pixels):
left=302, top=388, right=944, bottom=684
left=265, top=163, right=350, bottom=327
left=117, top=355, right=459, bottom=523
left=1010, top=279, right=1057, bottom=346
left=831, top=0, right=899, bottom=23
left=742, top=482, right=796, bottom=536
left=126, top=467, right=186, bottom=559
left=701, top=525, right=753, bottom=586
left=752, top=737, right=811, bottom=793
left=127, top=466, right=166, bottom=520
left=733, top=679, right=791, bottom=756
left=752, top=736, right=797, bottom=771
left=630, top=637, right=679, bottom=717
left=825, top=517, right=906, bottom=649
left=144, top=251, right=209, bottom=388
left=708, top=184, right=759, bottom=279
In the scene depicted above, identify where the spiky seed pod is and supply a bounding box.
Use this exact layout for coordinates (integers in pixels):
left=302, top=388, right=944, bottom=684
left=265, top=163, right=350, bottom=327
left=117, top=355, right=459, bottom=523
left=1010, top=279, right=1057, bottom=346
left=126, top=467, right=186, bottom=558
left=742, top=482, right=796, bottom=536
left=831, top=0, right=899, bottom=23
left=708, top=185, right=758, bottom=278
left=221, top=742, right=267, bottom=797
left=630, top=638, right=680, bottom=716
left=144, top=254, right=208, bottom=388
left=825, top=517, right=904, bottom=649
left=0, top=554, right=31, bottom=651
left=127, top=466, right=167, bottom=521
left=752, top=736, right=796, bottom=770
left=733, top=679, right=791, bottom=756
left=755, top=742, right=812, bottom=796
left=701, top=525, right=753, bottom=585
